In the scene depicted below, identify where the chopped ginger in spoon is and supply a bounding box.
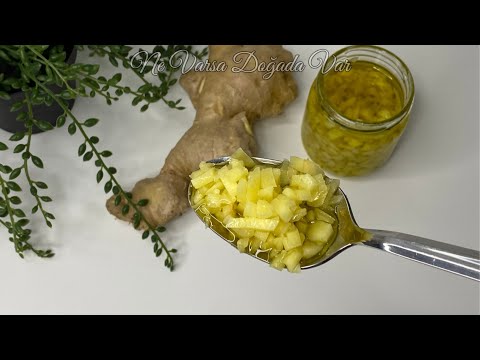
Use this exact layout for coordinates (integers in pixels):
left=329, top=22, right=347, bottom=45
left=190, top=148, right=342, bottom=273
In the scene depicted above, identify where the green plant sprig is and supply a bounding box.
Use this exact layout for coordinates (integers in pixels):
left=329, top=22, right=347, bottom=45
left=0, top=45, right=206, bottom=267
left=26, top=72, right=175, bottom=269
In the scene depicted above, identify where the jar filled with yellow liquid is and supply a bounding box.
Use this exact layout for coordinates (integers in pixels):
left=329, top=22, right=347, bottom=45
left=302, top=45, right=415, bottom=176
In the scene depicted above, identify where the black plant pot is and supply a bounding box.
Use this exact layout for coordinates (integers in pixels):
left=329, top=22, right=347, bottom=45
left=0, top=47, right=78, bottom=134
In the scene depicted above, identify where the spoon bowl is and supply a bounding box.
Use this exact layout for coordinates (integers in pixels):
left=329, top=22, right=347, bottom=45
left=188, top=156, right=480, bottom=280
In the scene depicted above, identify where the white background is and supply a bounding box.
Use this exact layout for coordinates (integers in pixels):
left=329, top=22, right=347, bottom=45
left=0, top=45, right=478, bottom=314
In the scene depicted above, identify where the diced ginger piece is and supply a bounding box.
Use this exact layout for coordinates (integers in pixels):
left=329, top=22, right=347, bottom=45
left=261, top=168, right=277, bottom=188
left=225, top=217, right=279, bottom=232
left=261, top=234, right=275, bottom=250
left=229, top=158, right=245, bottom=169
left=283, top=247, right=303, bottom=273
left=279, top=160, right=297, bottom=187
left=306, top=209, right=316, bottom=222
left=258, top=186, right=275, bottom=201
left=314, top=208, right=336, bottom=224
left=191, top=190, right=205, bottom=206
left=205, top=181, right=224, bottom=194
left=220, top=177, right=237, bottom=198
left=295, top=220, right=308, bottom=234
left=256, top=200, right=275, bottom=218
left=190, top=168, right=217, bottom=189
left=302, top=240, right=325, bottom=259
left=199, top=161, right=214, bottom=171
left=243, top=202, right=257, bottom=217
left=272, top=168, right=281, bottom=185
left=249, top=237, right=262, bottom=253
left=289, top=156, right=323, bottom=176
left=273, top=220, right=290, bottom=236
left=292, top=207, right=307, bottom=222
left=231, top=148, right=256, bottom=168
left=236, top=178, right=247, bottom=204
left=282, top=187, right=298, bottom=201
left=272, top=236, right=284, bottom=251
left=290, top=174, right=319, bottom=194
left=307, top=221, right=334, bottom=243
left=270, top=252, right=286, bottom=271
left=283, top=228, right=303, bottom=251
left=246, top=167, right=261, bottom=202
left=233, top=228, right=254, bottom=238
left=254, top=230, right=270, bottom=242
left=205, top=193, right=231, bottom=209
left=237, top=238, right=250, bottom=253
left=271, top=194, right=296, bottom=223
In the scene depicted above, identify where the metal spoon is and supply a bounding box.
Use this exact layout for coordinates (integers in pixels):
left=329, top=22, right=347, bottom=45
left=188, top=156, right=480, bottom=281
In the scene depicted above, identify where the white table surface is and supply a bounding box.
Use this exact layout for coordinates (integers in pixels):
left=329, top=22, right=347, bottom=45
left=0, top=45, right=478, bottom=314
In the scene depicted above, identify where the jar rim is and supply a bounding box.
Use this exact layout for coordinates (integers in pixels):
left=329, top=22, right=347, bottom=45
left=315, top=45, right=415, bottom=132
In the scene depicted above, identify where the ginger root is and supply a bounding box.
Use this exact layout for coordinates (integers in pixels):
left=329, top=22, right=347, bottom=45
left=106, top=45, right=297, bottom=228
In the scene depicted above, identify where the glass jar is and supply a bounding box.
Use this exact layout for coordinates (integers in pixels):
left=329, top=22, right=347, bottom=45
left=301, top=45, right=415, bottom=176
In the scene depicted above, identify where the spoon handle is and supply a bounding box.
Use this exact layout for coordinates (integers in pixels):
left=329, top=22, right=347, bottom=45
left=363, top=229, right=480, bottom=281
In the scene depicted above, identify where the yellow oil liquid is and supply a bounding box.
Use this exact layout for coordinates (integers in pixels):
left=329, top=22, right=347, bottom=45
left=324, top=61, right=404, bottom=123
left=302, top=61, right=410, bottom=176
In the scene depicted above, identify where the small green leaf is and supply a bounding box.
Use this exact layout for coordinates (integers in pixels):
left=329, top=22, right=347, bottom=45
left=156, top=248, right=163, bottom=257
left=56, top=115, right=66, bottom=128
left=95, top=160, right=102, bottom=167
left=9, top=168, right=21, bottom=180
left=41, top=196, right=52, bottom=202
left=104, top=180, right=113, bottom=193
left=14, top=209, right=26, bottom=218
left=35, top=120, right=54, bottom=132
left=7, top=181, right=21, bottom=191
left=16, top=112, right=28, bottom=122
left=9, top=132, right=25, bottom=142
left=170, top=249, right=177, bottom=253
left=109, top=56, right=119, bottom=67
left=141, top=104, right=149, bottom=112
left=10, top=101, right=24, bottom=112
left=32, top=205, right=39, bottom=214
left=22, top=152, right=30, bottom=160
left=142, top=230, right=149, bottom=240
left=154, top=243, right=159, bottom=253
left=30, top=186, right=37, bottom=196
left=10, top=196, right=22, bottom=205
left=83, top=152, right=93, bottom=162
left=0, top=142, right=8, bottom=151
left=137, top=199, right=149, bottom=207
left=96, top=170, right=103, bottom=183
left=46, top=221, right=52, bottom=228
left=13, top=144, right=26, bottom=153
left=0, top=164, right=11, bottom=173
left=45, top=212, right=55, bottom=219
left=112, top=186, right=120, bottom=195
left=35, top=182, right=48, bottom=189
left=121, top=204, right=130, bottom=215
left=114, top=195, right=122, bottom=206
left=16, top=219, right=29, bottom=227
left=101, top=151, right=112, bottom=157
left=78, top=143, right=87, bottom=156
left=157, top=226, right=166, bottom=232
left=133, top=216, right=140, bottom=229
left=31, top=155, right=44, bottom=168
left=90, top=136, right=100, bottom=144
left=132, top=96, right=142, bottom=106
left=68, top=123, right=76, bottom=135
left=110, top=73, right=122, bottom=85
left=84, top=118, right=99, bottom=127
left=0, top=91, right=11, bottom=100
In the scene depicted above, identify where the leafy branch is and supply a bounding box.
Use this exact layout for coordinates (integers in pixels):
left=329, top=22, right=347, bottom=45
left=0, top=45, right=206, bottom=268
